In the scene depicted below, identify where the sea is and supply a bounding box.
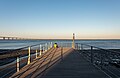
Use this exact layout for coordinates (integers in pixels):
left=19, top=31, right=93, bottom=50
left=0, top=39, right=120, bottom=49
left=0, top=39, right=120, bottom=66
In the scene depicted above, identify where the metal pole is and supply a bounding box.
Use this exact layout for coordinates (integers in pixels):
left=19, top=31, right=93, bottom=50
left=61, top=47, right=63, bottom=60
left=100, top=51, right=103, bottom=68
left=51, top=42, right=52, bottom=48
left=81, top=44, right=83, bottom=50
left=60, top=42, right=62, bottom=47
left=40, top=45, right=42, bottom=56
left=66, top=43, right=67, bottom=47
left=43, top=45, right=44, bottom=53
left=27, top=46, right=31, bottom=65
left=45, top=43, right=47, bottom=51
left=36, top=49, right=37, bottom=58
left=48, top=42, right=50, bottom=49
left=76, top=43, right=78, bottom=50
left=60, top=43, right=62, bottom=47
left=78, top=44, right=80, bottom=50
left=91, top=46, right=93, bottom=63
left=17, top=57, right=19, bottom=72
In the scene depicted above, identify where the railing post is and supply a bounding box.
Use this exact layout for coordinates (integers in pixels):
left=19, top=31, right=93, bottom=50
left=36, top=49, right=38, bottom=58
left=48, top=42, right=50, bottom=49
left=91, top=46, right=93, bottom=63
left=61, top=47, right=63, bottom=60
left=27, top=46, right=31, bottom=65
left=76, top=43, right=78, bottom=50
left=43, top=45, right=45, bottom=53
left=100, top=51, right=103, bottom=68
left=78, top=44, right=80, bottom=50
left=51, top=42, right=52, bottom=48
left=40, top=45, right=42, bottom=56
left=17, top=56, right=19, bottom=72
left=81, top=44, right=83, bottom=51
left=45, top=43, right=47, bottom=51
left=60, top=42, right=62, bottom=47
left=65, top=43, right=66, bottom=47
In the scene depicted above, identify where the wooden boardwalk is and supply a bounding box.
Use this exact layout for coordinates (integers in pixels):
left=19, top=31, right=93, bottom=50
left=11, top=48, right=110, bottom=78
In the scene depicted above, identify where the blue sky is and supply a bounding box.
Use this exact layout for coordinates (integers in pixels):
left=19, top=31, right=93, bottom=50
left=0, top=0, right=120, bottom=39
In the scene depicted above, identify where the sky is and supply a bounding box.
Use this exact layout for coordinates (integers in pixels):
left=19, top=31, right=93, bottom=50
left=0, top=0, right=120, bottom=39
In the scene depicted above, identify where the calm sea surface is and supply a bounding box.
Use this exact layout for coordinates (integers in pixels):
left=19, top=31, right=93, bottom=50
left=0, top=39, right=120, bottom=49
left=0, top=39, right=120, bottom=66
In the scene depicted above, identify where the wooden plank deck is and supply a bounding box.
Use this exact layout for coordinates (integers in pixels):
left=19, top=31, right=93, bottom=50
left=11, top=48, right=110, bottom=78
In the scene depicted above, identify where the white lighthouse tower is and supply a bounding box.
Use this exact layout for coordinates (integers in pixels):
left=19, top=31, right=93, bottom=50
left=72, top=33, right=75, bottom=49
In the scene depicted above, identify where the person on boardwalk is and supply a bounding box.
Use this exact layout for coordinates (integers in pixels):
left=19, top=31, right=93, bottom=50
left=54, top=43, right=58, bottom=48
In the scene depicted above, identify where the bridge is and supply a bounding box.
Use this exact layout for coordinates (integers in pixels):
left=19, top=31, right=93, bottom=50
left=0, top=36, right=27, bottom=40
left=0, top=34, right=120, bottom=78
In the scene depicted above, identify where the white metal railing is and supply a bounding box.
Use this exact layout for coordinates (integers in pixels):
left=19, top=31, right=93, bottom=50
left=0, top=42, right=53, bottom=78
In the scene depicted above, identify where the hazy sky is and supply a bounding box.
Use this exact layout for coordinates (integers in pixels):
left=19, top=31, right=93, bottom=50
left=0, top=0, right=120, bottom=39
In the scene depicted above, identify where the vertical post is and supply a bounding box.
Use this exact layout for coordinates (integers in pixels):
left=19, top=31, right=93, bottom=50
left=51, top=42, right=52, bottom=48
left=48, top=42, right=50, bottom=49
left=61, top=47, right=63, bottom=60
left=27, top=46, right=31, bottom=65
left=59, top=42, right=61, bottom=47
left=91, top=46, right=93, bottom=63
left=17, top=57, right=19, bottom=72
left=61, top=43, right=63, bottom=47
left=100, top=51, right=103, bottom=68
left=66, top=43, right=67, bottom=47
left=65, top=43, right=67, bottom=47
left=43, top=46, right=44, bottom=53
left=45, top=43, right=47, bottom=51
left=72, top=33, right=75, bottom=49
left=81, top=44, right=83, bottom=50
left=60, top=42, right=62, bottom=47
left=40, top=45, right=42, bottom=56
left=76, top=43, right=78, bottom=50
left=36, top=49, right=37, bottom=58
left=78, top=44, right=80, bottom=50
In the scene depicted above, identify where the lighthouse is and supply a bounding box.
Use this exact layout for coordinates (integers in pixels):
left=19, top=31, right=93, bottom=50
left=72, top=33, right=75, bottom=49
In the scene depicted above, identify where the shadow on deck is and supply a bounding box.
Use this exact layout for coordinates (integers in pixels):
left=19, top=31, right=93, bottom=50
left=11, top=48, right=110, bottom=78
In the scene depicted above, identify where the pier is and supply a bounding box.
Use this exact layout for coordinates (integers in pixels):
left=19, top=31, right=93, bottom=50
left=0, top=34, right=120, bottom=78
left=10, top=48, right=110, bottom=78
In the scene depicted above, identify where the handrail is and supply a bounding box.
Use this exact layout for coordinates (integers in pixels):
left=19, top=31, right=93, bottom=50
left=11, top=48, right=54, bottom=78
left=9, top=43, right=72, bottom=78
left=0, top=42, right=53, bottom=78
left=0, top=43, right=51, bottom=59
left=1, top=42, right=120, bottom=78
left=15, top=48, right=56, bottom=78
left=76, top=43, right=120, bottom=78
left=0, top=43, right=45, bottom=55
left=79, top=43, right=120, bottom=54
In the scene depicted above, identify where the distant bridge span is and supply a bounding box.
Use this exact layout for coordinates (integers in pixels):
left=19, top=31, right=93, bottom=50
left=0, top=36, right=26, bottom=40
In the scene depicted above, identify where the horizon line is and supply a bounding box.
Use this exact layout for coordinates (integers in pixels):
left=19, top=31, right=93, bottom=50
left=5, top=38, right=120, bottom=40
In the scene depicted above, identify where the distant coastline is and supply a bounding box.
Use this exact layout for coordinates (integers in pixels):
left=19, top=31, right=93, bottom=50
left=1, top=39, right=119, bottom=40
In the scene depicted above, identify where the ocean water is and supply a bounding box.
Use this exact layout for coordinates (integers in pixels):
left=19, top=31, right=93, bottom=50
left=0, top=39, right=120, bottom=67
left=0, top=39, right=120, bottom=49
